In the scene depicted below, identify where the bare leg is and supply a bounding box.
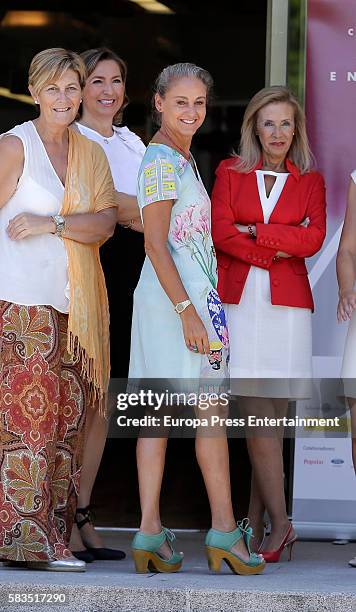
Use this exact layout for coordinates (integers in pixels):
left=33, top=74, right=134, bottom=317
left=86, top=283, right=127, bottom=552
left=348, top=398, right=356, bottom=474
left=241, top=397, right=293, bottom=551
left=69, top=407, right=108, bottom=551
left=246, top=397, right=287, bottom=550
left=347, top=398, right=356, bottom=566
left=136, top=436, right=173, bottom=558
left=195, top=419, right=250, bottom=562
left=247, top=470, right=265, bottom=551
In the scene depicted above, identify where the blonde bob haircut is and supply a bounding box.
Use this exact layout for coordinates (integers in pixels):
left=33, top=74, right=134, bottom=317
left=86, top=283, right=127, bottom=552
left=235, top=86, right=313, bottom=175
left=28, top=48, right=86, bottom=97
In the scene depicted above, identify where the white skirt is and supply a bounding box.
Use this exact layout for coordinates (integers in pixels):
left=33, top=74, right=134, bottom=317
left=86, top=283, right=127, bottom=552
left=224, top=267, right=312, bottom=398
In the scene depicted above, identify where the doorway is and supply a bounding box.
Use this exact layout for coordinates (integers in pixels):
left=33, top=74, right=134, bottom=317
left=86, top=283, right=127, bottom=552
left=0, top=1, right=275, bottom=528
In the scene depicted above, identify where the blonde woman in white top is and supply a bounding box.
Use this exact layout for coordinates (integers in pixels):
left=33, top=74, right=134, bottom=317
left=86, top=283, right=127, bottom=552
left=68, top=48, right=145, bottom=562
left=337, top=170, right=356, bottom=567
left=0, top=48, right=116, bottom=572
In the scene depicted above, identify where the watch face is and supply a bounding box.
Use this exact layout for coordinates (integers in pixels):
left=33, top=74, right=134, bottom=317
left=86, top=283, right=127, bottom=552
left=53, top=215, right=65, bottom=235
left=176, top=304, right=183, bottom=313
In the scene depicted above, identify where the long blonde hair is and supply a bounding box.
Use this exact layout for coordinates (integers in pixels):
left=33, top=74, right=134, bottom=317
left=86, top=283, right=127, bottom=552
left=235, top=86, right=313, bottom=174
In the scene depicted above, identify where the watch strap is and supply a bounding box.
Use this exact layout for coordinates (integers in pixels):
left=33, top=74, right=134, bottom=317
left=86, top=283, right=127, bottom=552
left=174, top=299, right=192, bottom=314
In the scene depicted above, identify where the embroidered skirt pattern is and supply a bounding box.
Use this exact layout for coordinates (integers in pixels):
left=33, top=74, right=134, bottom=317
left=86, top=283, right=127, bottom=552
left=0, top=301, right=87, bottom=561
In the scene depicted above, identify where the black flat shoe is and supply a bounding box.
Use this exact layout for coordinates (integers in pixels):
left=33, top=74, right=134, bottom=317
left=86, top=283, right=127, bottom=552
left=72, top=549, right=95, bottom=563
left=74, top=505, right=126, bottom=561
left=86, top=547, right=126, bottom=561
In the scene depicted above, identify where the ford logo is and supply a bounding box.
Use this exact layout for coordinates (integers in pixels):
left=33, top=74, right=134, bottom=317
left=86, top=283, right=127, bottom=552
left=331, top=458, right=344, bottom=465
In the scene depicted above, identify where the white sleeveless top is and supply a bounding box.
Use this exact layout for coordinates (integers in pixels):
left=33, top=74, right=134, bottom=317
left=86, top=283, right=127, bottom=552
left=76, top=123, right=145, bottom=194
left=0, top=121, right=69, bottom=312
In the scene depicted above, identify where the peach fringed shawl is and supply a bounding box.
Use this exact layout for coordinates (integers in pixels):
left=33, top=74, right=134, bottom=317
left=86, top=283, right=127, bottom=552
left=60, top=128, right=115, bottom=408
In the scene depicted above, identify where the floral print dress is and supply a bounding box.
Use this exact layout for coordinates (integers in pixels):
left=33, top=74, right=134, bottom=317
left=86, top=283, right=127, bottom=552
left=129, top=143, right=229, bottom=383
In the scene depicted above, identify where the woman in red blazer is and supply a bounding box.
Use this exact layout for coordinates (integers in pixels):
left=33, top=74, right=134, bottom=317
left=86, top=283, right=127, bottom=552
left=211, top=86, right=326, bottom=562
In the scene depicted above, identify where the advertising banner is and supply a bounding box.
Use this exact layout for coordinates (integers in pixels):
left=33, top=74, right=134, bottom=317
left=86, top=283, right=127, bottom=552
left=293, top=0, right=356, bottom=538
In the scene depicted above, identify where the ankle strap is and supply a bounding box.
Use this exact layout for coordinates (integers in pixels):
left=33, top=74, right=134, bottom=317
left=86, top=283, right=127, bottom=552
left=75, top=505, right=93, bottom=530
left=237, top=518, right=254, bottom=554
left=162, top=527, right=176, bottom=543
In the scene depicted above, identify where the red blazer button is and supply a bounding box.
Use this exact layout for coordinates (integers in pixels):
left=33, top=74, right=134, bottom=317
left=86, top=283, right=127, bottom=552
left=272, top=279, right=280, bottom=287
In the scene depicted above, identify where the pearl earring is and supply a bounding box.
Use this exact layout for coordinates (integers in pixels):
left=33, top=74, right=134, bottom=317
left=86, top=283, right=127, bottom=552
left=80, top=99, right=83, bottom=103
left=35, top=100, right=39, bottom=104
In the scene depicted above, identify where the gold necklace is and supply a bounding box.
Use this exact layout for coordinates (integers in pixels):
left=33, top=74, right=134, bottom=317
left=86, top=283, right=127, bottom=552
left=158, top=127, right=190, bottom=160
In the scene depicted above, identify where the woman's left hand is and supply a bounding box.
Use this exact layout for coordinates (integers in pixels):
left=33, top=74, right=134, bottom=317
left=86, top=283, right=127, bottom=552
left=7, top=213, right=54, bottom=240
left=337, top=290, right=356, bottom=322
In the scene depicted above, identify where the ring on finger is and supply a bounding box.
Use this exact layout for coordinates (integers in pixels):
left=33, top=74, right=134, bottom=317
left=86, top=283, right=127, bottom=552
left=190, top=344, right=199, bottom=353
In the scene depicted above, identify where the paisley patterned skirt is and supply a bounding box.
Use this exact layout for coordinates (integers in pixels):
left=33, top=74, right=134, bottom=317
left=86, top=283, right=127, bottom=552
left=0, top=301, right=87, bottom=561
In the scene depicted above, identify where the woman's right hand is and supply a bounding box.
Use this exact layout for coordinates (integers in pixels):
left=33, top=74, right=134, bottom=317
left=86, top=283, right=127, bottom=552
left=180, top=305, right=210, bottom=355
left=337, top=290, right=356, bottom=322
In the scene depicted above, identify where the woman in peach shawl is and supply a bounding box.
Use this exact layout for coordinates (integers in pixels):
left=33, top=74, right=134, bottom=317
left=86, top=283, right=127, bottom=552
left=0, top=48, right=116, bottom=572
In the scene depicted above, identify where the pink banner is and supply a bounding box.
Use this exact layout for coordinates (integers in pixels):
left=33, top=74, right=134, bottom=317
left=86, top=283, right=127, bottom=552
left=305, top=0, right=356, bottom=357
left=293, top=2, right=356, bottom=536
left=306, top=0, right=356, bottom=220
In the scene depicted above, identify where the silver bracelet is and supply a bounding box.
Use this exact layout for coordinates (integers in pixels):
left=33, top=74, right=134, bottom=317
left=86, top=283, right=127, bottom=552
left=121, top=219, right=135, bottom=229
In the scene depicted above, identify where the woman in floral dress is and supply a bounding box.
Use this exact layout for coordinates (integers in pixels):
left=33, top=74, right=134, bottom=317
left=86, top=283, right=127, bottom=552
left=129, top=145, right=229, bottom=379
left=128, top=63, right=264, bottom=576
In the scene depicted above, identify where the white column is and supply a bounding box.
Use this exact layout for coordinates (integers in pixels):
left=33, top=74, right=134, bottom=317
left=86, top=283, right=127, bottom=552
left=265, top=0, right=289, bottom=86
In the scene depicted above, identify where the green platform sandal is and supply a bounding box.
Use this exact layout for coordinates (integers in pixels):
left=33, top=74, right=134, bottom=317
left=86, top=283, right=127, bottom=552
left=132, top=527, right=183, bottom=573
left=205, top=518, right=265, bottom=575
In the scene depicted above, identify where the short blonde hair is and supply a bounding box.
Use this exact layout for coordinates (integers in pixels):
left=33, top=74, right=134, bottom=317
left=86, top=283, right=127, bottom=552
left=235, top=86, right=313, bottom=174
left=28, top=48, right=86, bottom=96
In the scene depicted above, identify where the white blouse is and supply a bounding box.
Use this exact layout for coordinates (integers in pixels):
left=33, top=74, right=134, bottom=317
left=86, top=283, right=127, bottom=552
left=0, top=121, right=69, bottom=312
left=76, top=123, right=145, bottom=194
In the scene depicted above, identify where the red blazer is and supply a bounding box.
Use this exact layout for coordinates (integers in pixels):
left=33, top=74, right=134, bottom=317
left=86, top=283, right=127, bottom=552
left=211, top=158, right=326, bottom=311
